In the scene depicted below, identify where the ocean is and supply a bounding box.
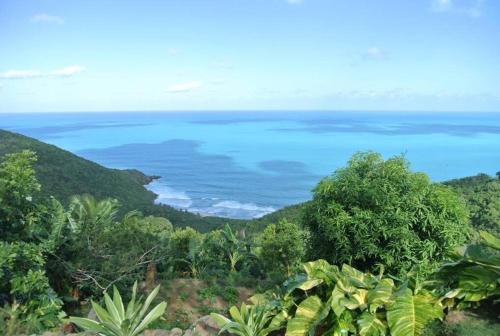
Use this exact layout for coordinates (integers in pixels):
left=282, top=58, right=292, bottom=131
left=1, top=111, right=499, bottom=219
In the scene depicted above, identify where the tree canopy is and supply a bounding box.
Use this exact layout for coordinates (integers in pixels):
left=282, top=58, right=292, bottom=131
left=303, top=151, right=470, bottom=276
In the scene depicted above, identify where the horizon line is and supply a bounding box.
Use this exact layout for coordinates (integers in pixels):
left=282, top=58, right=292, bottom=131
left=1, top=109, right=500, bottom=115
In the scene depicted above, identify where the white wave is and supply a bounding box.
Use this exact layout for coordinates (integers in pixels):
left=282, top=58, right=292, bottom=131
left=146, top=180, right=193, bottom=208
left=212, top=200, right=275, bottom=218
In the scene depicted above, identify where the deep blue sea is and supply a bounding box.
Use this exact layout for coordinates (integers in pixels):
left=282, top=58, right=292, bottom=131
left=1, top=111, right=499, bottom=219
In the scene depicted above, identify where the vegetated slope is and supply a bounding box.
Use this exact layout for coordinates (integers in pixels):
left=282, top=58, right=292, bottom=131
left=241, top=202, right=309, bottom=234
left=0, top=129, right=241, bottom=232
left=444, top=172, right=500, bottom=235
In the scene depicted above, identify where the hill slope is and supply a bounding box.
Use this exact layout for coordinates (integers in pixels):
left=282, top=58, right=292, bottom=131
left=444, top=173, right=500, bottom=235
left=0, top=129, right=241, bottom=232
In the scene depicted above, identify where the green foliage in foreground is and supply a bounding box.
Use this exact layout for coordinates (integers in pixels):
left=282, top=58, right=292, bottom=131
left=69, top=282, right=166, bottom=336
left=217, top=231, right=500, bottom=336
left=211, top=303, right=281, bottom=336
left=0, top=151, right=63, bottom=334
left=304, top=151, right=470, bottom=276
left=222, top=259, right=445, bottom=336
left=432, top=231, right=500, bottom=309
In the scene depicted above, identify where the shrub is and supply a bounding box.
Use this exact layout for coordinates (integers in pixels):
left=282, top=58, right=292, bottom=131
left=257, top=220, right=306, bottom=276
left=304, top=151, right=470, bottom=276
left=69, top=282, right=166, bottom=336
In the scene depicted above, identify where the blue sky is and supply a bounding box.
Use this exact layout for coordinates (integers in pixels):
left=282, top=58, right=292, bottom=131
left=0, top=0, right=499, bottom=112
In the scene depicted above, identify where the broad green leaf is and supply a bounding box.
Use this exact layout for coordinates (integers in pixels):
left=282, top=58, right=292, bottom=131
left=331, top=286, right=346, bottom=317
left=387, top=289, right=443, bottom=336
left=285, top=295, right=330, bottom=336
left=298, top=279, right=324, bottom=291
left=268, top=310, right=289, bottom=330
left=480, top=231, right=500, bottom=250
left=357, top=311, right=386, bottom=336
left=367, top=278, right=394, bottom=312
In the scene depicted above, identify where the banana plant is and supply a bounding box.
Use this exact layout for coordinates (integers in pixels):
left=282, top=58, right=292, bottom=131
left=211, top=303, right=280, bottom=336
left=69, top=282, right=166, bottom=336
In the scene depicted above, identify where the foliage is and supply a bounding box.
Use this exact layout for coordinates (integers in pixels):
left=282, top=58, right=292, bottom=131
left=0, top=151, right=64, bottom=333
left=51, top=196, right=170, bottom=297
left=211, top=303, right=281, bottom=336
left=432, top=231, right=500, bottom=309
left=0, top=242, right=63, bottom=333
left=303, top=151, right=470, bottom=276
left=0, top=150, right=41, bottom=241
left=257, top=220, right=306, bottom=276
left=69, top=282, right=167, bottom=336
left=445, top=173, right=500, bottom=236
left=253, top=259, right=444, bottom=336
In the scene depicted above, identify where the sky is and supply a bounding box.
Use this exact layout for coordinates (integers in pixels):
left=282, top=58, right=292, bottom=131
left=0, top=0, right=499, bottom=113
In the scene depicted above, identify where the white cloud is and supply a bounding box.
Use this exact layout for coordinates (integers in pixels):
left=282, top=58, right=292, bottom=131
left=49, top=65, right=85, bottom=77
left=431, top=0, right=484, bottom=17
left=0, top=70, right=43, bottom=79
left=167, top=48, right=179, bottom=55
left=30, top=13, right=64, bottom=24
left=166, top=81, right=202, bottom=93
left=211, top=60, right=234, bottom=70
left=286, top=0, right=303, bottom=4
left=0, top=65, right=85, bottom=79
left=432, top=0, right=453, bottom=11
left=362, top=47, right=387, bottom=60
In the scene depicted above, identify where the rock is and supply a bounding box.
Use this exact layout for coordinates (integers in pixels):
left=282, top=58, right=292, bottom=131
left=183, top=315, right=222, bottom=336
left=170, top=328, right=184, bottom=336
left=144, top=328, right=183, bottom=336
left=87, top=308, right=97, bottom=321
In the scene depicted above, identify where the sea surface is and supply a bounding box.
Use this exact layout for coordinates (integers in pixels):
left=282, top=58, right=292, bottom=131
left=1, top=111, right=499, bottom=219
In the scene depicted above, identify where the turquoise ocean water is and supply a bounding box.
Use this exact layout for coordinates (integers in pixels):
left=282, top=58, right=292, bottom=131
left=1, top=111, right=499, bottom=219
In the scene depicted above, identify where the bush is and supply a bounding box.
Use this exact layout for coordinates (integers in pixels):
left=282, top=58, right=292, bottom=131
left=0, top=242, right=62, bottom=333
left=257, top=220, right=306, bottom=276
left=304, top=151, right=470, bottom=276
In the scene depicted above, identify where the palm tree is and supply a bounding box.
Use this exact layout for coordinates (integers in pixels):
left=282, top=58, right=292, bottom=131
left=68, top=194, right=120, bottom=233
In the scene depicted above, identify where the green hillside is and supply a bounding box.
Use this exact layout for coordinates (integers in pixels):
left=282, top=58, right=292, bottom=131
left=444, top=172, right=500, bottom=235
left=0, top=129, right=241, bottom=232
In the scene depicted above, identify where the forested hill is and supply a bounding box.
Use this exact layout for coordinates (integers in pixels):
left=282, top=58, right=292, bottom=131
left=0, top=129, right=242, bottom=232
left=444, top=172, right=500, bottom=235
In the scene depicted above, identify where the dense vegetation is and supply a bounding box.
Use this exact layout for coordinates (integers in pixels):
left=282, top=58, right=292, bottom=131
left=0, top=137, right=499, bottom=335
left=304, top=152, right=470, bottom=276
left=444, top=173, right=500, bottom=236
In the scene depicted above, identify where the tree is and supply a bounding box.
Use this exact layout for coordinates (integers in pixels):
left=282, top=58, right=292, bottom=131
left=0, top=150, right=41, bottom=241
left=0, top=151, right=63, bottom=333
left=257, top=220, right=306, bottom=276
left=303, top=151, right=470, bottom=276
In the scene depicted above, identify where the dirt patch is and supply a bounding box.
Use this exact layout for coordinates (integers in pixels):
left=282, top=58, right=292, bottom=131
left=158, top=278, right=254, bottom=328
